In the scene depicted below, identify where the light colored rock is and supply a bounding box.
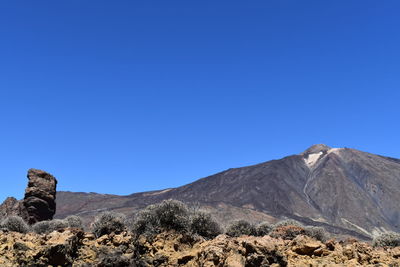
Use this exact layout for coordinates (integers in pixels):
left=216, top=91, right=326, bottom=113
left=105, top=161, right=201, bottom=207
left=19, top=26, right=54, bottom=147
left=291, top=235, right=323, bottom=256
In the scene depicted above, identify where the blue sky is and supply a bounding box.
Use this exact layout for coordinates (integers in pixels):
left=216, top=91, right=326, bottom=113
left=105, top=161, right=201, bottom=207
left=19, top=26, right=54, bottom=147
left=1, top=1, right=399, bottom=201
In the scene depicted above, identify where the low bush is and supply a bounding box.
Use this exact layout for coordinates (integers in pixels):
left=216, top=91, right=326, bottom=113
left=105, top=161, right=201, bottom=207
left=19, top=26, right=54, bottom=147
left=131, top=205, right=160, bottom=236
left=49, top=219, right=69, bottom=232
left=273, top=219, right=303, bottom=229
left=131, top=199, right=191, bottom=236
left=32, top=219, right=70, bottom=234
left=256, top=222, right=273, bottom=236
left=373, top=232, right=400, bottom=247
left=226, top=220, right=256, bottom=237
left=65, top=215, right=83, bottom=229
left=32, top=221, right=52, bottom=234
left=92, top=212, right=127, bottom=238
left=1, top=216, right=30, bottom=233
left=269, top=225, right=305, bottom=240
left=190, top=211, right=222, bottom=239
left=155, top=199, right=190, bottom=232
left=304, top=226, right=328, bottom=242
left=64, top=215, right=83, bottom=229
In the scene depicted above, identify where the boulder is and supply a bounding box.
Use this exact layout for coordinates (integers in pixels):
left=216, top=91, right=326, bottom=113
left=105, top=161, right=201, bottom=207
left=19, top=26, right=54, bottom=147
left=291, top=235, right=324, bottom=256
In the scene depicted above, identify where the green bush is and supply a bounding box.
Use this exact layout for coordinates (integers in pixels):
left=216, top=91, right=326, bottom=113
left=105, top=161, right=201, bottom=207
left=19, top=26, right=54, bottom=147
left=304, top=226, right=328, bottom=242
left=155, top=199, right=190, bottom=232
left=256, top=222, right=273, bottom=236
left=49, top=219, right=69, bottom=232
left=65, top=215, right=83, bottom=228
left=92, top=212, right=127, bottom=238
left=32, top=219, right=70, bottom=234
left=131, top=204, right=160, bottom=236
left=190, top=211, right=222, bottom=239
left=373, top=232, right=400, bottom=247
left=131, top=199, right=190, bottom=236
left=32, top=221, right=52, bottom=234
left=1, top=216, right=30, bottom=233
left=226, top=220, right=256, bottom=237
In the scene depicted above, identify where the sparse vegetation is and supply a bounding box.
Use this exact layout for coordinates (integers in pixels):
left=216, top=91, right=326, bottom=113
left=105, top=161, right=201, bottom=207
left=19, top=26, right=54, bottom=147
left=92, top=212, right=127, bottom=238
left=273, top=219, right=303, bottom=229
left=270, top=225, right=305, bottom=240
left=256, top=222, right=273, bottom=236
left=49, top=219, right=69, bottom=232
left=131, top=204, right=160, bottom=236
left=1, top=216, right=30, bottom=233
left=32, top=218, right=71, bottom=234
left=32, top=221, right=52, bottom=234
left=226, top=220, right=256, bottom=237
left=65, top=215, right=83, bottom=229
left=373, top=232, right=400, bottom=247
left=266, top=219, right=306, bottom=240
left=155, top=199, right=190, bottom=232
left=304, top=226, right=328, bottom=242
left=131, top=199, right=191, bottom=236
left=190, top=211, right=222, bottom=239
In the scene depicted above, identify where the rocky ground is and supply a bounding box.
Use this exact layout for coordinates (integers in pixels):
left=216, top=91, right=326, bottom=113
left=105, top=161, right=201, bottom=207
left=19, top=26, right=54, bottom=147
left=0, top=228, right=399, bottom=267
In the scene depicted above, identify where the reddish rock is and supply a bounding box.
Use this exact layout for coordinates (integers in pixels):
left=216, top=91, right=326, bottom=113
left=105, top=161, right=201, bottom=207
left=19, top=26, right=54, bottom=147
left=0, top=169, right=57, bottom=224
left=22, top=169, right=57, bottom=224
left=270, top=225, right=306, bottom=240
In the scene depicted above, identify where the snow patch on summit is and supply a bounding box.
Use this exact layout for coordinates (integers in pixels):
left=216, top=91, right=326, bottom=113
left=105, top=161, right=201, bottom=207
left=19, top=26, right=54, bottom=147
left=303, top=147, right=343, bottom=167
left=304, top=152, right=323, bottom=167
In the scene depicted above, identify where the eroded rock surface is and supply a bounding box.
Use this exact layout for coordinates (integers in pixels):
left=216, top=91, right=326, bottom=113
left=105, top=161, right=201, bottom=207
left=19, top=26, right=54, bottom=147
left=0, top=197, right=22, bottom=218
left=22, top=169, right=57, bottom=224
left=0, top=169, right=57, bottom=224
left=0, top=231, right=399, bottom=266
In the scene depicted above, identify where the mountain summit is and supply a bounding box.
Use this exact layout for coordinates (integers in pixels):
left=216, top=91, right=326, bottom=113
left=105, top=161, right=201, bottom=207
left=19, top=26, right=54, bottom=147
left=55, top=145, right=400, bottom=239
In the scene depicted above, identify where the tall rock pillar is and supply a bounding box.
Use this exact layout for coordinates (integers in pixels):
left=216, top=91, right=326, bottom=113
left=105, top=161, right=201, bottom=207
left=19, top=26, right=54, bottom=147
left=22, top=169, right=58, bottom=224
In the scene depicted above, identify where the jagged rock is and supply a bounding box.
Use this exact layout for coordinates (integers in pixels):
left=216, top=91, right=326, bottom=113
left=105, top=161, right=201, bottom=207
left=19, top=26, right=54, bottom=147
left=22, top=169, right=58, bottom=224
left=291, top=235, right=324, bottom=256
left=270, top=225, right=306, bottom=240
left=0, top=169, right=57, bottom=225
left=0, top=197, right=22, bottom=218
left=134, top=232, right=288, bottom=266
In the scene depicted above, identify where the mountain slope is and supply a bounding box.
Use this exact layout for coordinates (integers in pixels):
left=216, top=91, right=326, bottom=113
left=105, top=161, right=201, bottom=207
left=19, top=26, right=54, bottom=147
left=55, top=145, right=400, bottom=239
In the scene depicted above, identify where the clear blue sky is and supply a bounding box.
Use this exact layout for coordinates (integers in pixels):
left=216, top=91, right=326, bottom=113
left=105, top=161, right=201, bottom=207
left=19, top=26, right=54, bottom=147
left=1, top=1, right=399, bottom=202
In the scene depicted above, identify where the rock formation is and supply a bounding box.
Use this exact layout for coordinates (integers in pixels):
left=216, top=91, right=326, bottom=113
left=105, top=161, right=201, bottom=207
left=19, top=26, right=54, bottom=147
left=0, top=197, right=22, bottom=218
left=22, top=169, right=58, bottom=224
left=0, top=169, right=57, bottom=224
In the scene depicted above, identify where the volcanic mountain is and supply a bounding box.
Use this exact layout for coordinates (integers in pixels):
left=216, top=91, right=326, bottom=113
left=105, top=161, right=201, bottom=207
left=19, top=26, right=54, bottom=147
left=55, top=145, right=400, bottom=239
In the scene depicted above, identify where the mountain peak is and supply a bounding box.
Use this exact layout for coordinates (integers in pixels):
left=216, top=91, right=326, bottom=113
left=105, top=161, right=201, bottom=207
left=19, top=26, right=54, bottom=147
left=302, top=144, right=332, bottom=155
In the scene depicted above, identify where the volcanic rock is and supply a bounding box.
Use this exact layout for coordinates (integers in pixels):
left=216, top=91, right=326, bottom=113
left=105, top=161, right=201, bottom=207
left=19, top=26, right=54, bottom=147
left=0, top=230, right=399, bottom=266
left=22, top=169, right=57, bottom=224
left=0, top=197, right=22, bottom=218
left=291, top=235, right=323, bottom=256
left=0, top=169, right=57, bottom=224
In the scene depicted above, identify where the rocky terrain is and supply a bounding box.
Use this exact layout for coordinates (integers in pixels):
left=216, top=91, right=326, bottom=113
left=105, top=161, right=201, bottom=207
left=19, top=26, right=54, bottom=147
left=0, top=228, right=399, bottom=266
left=0, top=169, right=57, bottom=224
left=55, top=145, right=400, bottom=239
left=1, top=160, right=400, bottom=266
